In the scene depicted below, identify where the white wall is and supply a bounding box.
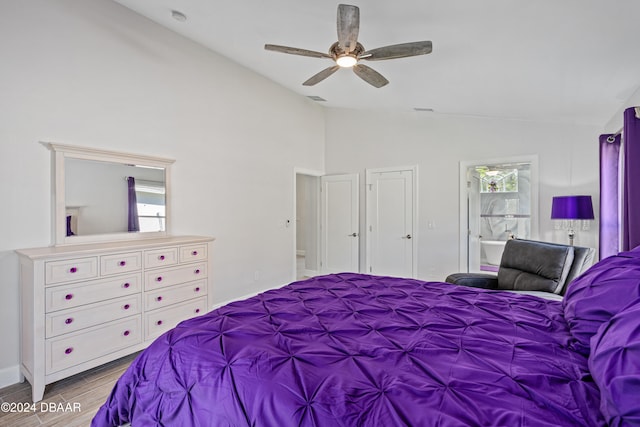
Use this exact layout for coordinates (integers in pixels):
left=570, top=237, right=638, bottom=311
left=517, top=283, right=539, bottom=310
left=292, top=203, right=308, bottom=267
left=604, top=85, right=640, bottom=133
left=0, top=0, right=324, bottom=384
left=324, top=109, right=601, bottom=281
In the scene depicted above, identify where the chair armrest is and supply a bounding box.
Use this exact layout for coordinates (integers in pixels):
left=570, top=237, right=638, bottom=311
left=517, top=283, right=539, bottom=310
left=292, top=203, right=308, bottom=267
left=445, top=273, right=499, bottom=289
left=505, top=290, right=563, bottom=301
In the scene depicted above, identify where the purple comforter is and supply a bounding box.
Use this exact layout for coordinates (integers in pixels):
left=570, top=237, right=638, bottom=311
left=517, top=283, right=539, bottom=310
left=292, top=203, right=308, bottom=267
left=93, top=273, right=603, bottom=426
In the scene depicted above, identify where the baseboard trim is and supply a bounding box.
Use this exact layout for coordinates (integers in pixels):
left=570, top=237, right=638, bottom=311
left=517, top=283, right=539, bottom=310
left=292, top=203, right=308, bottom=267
left=211, top=285, right=280, bottom=311
left=0, top=365, right=23, bottom=390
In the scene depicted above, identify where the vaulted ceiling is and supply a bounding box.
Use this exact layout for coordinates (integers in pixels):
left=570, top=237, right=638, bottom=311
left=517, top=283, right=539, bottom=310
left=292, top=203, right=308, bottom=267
left=113, top=0, right=640, bottom=126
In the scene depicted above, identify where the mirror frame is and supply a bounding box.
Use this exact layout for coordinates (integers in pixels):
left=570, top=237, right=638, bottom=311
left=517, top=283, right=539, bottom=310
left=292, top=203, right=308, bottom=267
left=45, top=142, right=175, bottom=246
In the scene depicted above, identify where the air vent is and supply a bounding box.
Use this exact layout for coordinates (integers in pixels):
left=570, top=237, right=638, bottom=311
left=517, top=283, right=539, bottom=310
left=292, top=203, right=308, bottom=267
left=413, top=108, right=434, bottom=112
left=171, top=10, right=187, bottom=22
left=307, top=96, right=327, bottom=102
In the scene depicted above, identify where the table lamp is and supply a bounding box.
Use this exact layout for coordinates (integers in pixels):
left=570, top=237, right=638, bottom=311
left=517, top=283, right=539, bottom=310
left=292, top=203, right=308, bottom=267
left=551, top=195, right=594, bottom=245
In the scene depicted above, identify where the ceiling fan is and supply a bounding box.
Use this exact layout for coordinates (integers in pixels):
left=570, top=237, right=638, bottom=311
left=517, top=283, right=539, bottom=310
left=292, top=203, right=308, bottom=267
left=264, top=4, right=432, bottom=88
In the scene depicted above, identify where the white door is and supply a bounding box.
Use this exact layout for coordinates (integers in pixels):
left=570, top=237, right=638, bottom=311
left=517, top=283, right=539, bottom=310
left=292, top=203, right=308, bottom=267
left=366, top=167, right=416, bottom=278
left=320, top=174, right=359, bottom=273
left=467, top=169, right=482, bottom=273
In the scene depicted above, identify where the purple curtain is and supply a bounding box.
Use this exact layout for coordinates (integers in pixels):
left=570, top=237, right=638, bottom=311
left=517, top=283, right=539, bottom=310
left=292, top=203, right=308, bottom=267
left=599, top=107, right=640, bottom=259
left=599, top=134, right=621, bottom=259
left=623, top=107, right=640, bottom=251
left=127, top=176, right=140, bottom=232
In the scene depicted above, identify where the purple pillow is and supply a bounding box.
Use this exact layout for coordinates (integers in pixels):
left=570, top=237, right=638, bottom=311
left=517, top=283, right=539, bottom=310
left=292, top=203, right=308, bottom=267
left=589, top=298, right=640, bottom=425
left=563, top=246, right=640, bottom=355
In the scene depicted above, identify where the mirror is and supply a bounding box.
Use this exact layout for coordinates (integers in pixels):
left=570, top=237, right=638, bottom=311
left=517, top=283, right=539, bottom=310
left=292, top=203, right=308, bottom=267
left=47, top=142, right=175, bottom=245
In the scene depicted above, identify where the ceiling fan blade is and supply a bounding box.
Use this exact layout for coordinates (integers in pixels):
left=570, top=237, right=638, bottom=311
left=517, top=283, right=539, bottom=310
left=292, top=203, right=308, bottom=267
left=353, top=64, right=389, bottom=88
left=337, top=4, right=360, bottom=53
left=264, top=44, right=331, bottom=59
left=361, top=41, right=433, bottom=61
left=303, top=65, right=340, bottom=86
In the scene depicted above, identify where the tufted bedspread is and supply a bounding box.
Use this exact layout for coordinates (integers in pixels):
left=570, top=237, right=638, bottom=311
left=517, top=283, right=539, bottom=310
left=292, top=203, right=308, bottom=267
left=92, top=273, right=604, bottom=426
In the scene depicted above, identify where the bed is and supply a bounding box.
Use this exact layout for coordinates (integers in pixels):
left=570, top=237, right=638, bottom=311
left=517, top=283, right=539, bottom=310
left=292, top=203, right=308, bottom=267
left=92, top=247, right=640, bottom=426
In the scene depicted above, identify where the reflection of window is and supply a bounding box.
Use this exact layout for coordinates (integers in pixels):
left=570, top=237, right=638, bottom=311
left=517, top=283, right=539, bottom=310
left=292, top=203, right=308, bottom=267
left=477, top=167, right=518, bottom=193
left=135, top=180, right=165, bottom=232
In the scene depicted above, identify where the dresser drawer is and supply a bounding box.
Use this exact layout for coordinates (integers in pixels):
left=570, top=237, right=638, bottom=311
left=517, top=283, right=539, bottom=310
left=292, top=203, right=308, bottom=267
left=179, top=244, right=208, bottom=263
left=145, top=280, right=207, bottom=311
left=144, top=297, right=206, bottom=340
left=101, top=252, right=142, bottom=276
left=47, top=315, right=142, bottom=374
left=144, top=247, right=178, bottom=269
left=144, top=263, right=207, bottom=291
left=45, top=274, right=141, bottom=313
left=45, top=257, right=98, bottom=285
left=46, top=295, right=141, bottom=338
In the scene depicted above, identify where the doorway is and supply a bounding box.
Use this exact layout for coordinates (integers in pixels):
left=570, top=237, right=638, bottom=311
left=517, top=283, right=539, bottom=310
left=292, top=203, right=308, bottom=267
left=459, top=156, right=538, bottom=273
left=294, top=170, right=360, bottom=281
left=295, top=171, right=321, bottom=280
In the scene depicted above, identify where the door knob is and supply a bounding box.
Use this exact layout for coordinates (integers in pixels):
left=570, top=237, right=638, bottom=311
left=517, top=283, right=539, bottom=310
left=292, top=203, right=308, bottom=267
left=349, top=233, right=358, bottom=237
left=404, top=234, right=412, bottom=239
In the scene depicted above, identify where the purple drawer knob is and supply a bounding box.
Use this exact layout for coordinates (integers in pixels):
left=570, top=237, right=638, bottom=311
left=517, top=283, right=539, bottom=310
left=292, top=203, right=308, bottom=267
left=69, top=267, right=77, bottom=273
left=65, top=294, right=73, bottom=300
left=195, top=287, right=200, bottom=292
left=65, top=347, right=73, bottom=355
left=123, top=330, right=130, bottom=336
left=159, top=255, right=165, bottom=261
left=195, top=308, right=200, bottom=314
left=156, top=276, right=163, bottom=282
left=65, top=318, right=73, bottom=325
left=156, top=320, right=163, bottom=326
left=191, top=251, right=198, bottom=256
left=123, top=282, right=130, bottom=289
left=119, top=261, right=126, bottom=267
left=123, top=304, right=130, bottom=310
left=194, top=269, right=201, bottom=275
left=156, top=296, right=163, bottom=302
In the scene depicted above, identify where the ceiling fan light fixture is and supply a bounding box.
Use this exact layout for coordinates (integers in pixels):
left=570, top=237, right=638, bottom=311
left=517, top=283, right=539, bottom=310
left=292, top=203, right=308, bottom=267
left=336, top=55, right=358, bottom=68
left=264, top=4, right=432, bottom=87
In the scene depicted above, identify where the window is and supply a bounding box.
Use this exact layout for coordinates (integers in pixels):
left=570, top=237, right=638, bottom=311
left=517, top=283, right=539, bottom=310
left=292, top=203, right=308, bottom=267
left=477, top=167, right=518, bottom=193
left=135, top=180, right=165, bottom=232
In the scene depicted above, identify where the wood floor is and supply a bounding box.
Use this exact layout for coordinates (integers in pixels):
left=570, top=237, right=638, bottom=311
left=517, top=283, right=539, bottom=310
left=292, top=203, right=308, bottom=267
left=0, top=352, right=138, bottom=427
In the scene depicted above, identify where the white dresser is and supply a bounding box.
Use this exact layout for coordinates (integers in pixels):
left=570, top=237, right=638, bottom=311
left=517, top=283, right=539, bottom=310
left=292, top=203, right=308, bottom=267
left=16, top=235, right=214, bottom=402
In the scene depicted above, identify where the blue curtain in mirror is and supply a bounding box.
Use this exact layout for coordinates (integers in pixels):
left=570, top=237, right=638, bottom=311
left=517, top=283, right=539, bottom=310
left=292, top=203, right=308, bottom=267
left=127, top=176, right=140, bottom=232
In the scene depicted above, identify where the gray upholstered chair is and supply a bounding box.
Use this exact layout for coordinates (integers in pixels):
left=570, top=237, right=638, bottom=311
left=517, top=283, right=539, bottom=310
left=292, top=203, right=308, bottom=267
left=445, top=239, right=595, bottom=301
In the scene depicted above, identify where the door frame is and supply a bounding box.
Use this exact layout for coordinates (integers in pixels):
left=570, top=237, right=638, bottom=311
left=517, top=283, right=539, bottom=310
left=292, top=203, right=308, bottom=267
left=293, top=167, right=324, bottom=282
left=458, top=155, right=539, bottom=272
left=365, top=165, right=418, bottom=278
left=467, top=169, right=481, bottom=273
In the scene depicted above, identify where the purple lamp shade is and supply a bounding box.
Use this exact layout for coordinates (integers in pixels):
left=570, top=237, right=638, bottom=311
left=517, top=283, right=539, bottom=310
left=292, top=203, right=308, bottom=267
left=551, top=195, right=595, bottom=220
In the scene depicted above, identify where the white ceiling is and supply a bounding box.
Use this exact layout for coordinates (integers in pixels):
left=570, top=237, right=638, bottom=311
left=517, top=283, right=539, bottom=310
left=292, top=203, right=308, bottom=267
left=112, top=0, right=640, bottom=126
